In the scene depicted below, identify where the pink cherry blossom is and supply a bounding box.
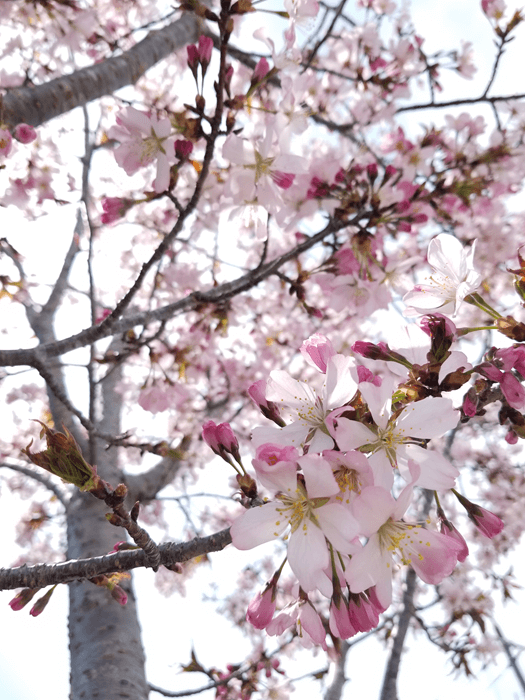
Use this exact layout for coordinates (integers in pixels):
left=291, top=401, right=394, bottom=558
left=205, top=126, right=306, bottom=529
left=346, top=483, right=463, bottom=608
left=231, top=454, right=359, bottom=593
left=334, top=393, right=460, bottom=490
left=14, top=123, right=37, bottom=143
left=108, top=107, right=175, bottom=193
left=253, top=354, right=358, bottom=452
left=0, top=128, right=13, bottom=157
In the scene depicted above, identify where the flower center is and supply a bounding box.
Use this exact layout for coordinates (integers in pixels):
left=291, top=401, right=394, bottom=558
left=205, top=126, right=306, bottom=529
left=275, top=487, right=318, bottom=534
left=378, top=520, right=428, bottom=566
left=245, top=150, right=275, bottom=183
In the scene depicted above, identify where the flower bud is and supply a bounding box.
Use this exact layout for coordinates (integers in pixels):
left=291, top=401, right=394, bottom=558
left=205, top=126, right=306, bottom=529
left=29, top=586, right=57, bottom=617
left=300, top=333, right=335, bottom=373
left=9, top=588, right=38, bottom=611
left=452, top=490, right=504, bottom=538
left=22, top=421, right=110, bottom=496
left=246, top=586, right=276, bottom=630
left=247, top=380, right=286, bottom=427
left=14, top=123, right=37, bottom=144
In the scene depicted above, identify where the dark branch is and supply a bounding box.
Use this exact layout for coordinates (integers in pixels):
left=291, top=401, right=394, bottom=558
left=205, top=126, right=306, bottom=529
left=125, top=435, right=191, bottom=505
left=0, top=217, right=351, bottom=368
left=396, top=93, right=525, bottom=114
left=0, top=528, right=232, bottom=590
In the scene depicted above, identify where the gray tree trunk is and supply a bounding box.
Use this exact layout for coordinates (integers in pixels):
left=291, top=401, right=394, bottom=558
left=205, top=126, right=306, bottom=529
left=67, top=338, right=149, bottom=700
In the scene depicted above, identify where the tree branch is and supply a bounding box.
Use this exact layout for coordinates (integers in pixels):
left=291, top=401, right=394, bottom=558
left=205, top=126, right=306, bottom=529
left=125, top=435, right=191, bottom=505
left=0, top=216, right=352, bottom=368
left=324, top=641, right=350, bottom=700
left=396, top=93, right=525, bottom=114
left=0, top=462, right=69, bottom=507
left=0, top=12, right=201, bottom=130
left=0, top=527, right=232, bottom=590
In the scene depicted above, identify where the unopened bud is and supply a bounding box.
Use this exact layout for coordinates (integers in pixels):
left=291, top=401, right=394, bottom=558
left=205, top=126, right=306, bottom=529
left=29, top=586, right=57, bottom=617
left=22, top=421, right=109, bottom=496
left=9, top=588, right=38, bottom=611
left=236, top=472, right=258, bottom=499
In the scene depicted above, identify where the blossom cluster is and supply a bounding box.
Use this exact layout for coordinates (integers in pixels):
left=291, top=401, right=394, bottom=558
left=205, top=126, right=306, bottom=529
left=205, top=235, right=509, bottom=649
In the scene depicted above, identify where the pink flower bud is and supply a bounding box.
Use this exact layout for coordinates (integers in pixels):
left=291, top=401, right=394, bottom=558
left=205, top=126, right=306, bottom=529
left=384, top=164, right=397, bottom=179
left=202, top=420, right=241, bottom=464
left=175, top=139, right=193, bottom=159
left=470, top=505, right=504, bottom=538
left=252, top=57, right=270, bottom=82
left=14, top=123, right=37, bottom=144
left=216, top=422, right=240, bottom=459
left=186, top=43, right=199, bottom=68
left=300, top=334, right=335, bottom=373
left=366, top=162, right=378, bottom=180
left=197, top=35, right=213, bottom=66
left=29, top=586, right=56, bottom=617
left=505, top=428, right=518, bottom=444
left=419, top=313, right=457, bottom=340
left=453, top=490, right=504, bottom=538
left=202, top=420, right=221, bottom=454
left=329, top=596, right=356, bottom=640
left=9, top=588, right=38, bottom=611
left=348, top=593, right=379, bottom=633
left=101, top=197, right=131, bottom=225
left=247, top=380, right=285, bottom=426
left=500, top=372, right=525, bottom=409
left=462, top=390, right=478, bottom=417
left=110, top=585, right=128, bottom=606
left=246, top=587, right=276, bottom=629
left=438, top=514, right=469, bottom=562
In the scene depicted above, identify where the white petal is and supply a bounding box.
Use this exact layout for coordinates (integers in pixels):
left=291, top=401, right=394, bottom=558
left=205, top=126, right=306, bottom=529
left=335, top=417, right=377, bottom=450
left=316, top=503, right=359, bottom=553
left=399, top=444, right=459, bottom=490
left=287, top=522, right=329, bottom=592
left=230, top=504, right=287, bottom=549
left=299, top=454, right=339, bottom=497
left=394, top=397, right=459, bottom=439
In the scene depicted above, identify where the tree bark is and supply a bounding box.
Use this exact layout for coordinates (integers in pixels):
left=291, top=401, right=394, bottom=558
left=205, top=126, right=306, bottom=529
left=379, top=567, right=417, bottom=700
left=324, top=642, right=350, bottom=700
left=67, top=336, right=149, bottom=700
left=1, top=12, right=200, bottom=130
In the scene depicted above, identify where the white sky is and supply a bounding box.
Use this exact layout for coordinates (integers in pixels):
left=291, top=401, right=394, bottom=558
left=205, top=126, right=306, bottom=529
left=1, top=1, right=525, bottom=699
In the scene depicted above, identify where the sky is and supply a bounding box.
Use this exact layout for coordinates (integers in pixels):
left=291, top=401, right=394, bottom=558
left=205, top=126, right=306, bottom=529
left=1, top=1, right=525, bottom=700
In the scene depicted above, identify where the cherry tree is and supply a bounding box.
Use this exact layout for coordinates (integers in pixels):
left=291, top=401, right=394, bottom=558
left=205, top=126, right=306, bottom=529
left=1, top=0, right=525, bottom=698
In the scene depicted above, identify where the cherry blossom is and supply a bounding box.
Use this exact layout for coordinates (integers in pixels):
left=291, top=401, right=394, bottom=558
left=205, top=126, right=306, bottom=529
left=403, top=234, right=483, bottom=316
left=346, top=479, right=464, bottom=608
left=253, top=354, right=358, bottom=452
left=334, top=390, right=460, bottom=490
left=108, top=107, right=175, bottom=193
left=231, top=453, right=359, bottom=593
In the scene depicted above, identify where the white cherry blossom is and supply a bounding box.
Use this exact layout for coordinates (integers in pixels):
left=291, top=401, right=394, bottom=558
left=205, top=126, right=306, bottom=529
left=403, top=234, right=482, bottom=316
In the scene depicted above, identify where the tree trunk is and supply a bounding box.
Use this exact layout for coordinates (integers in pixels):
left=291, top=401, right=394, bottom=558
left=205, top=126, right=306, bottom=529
left=67, top=336, right=149, bottom=700
left=67, top=485, right=149, bottom=700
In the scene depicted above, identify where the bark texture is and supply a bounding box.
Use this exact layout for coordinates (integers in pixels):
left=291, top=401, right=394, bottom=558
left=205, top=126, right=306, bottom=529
left=67, top=337, right=148, bottom=700
left=67, top=487, right=149, bottom=700
left=1, top=12, right=200, bottom=130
